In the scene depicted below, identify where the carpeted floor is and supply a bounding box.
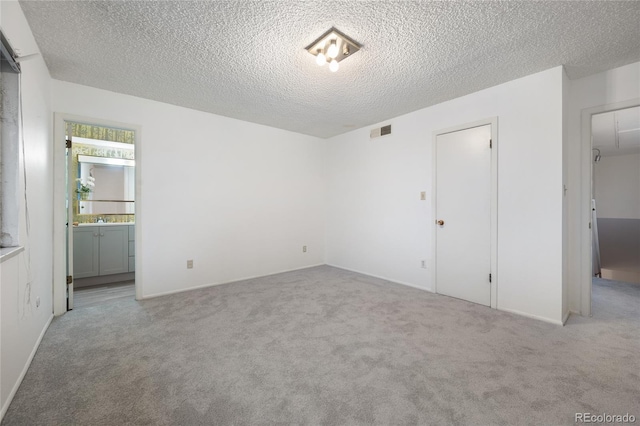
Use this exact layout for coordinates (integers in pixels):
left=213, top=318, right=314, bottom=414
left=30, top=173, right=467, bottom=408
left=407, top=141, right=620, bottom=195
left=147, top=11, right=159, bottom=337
left=2, top=266, right=639, bottom=425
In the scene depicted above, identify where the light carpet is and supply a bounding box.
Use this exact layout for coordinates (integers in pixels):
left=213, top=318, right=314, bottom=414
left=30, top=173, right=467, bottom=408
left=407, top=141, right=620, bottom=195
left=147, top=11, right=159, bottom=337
left=2, top=266, right=638, bottom=425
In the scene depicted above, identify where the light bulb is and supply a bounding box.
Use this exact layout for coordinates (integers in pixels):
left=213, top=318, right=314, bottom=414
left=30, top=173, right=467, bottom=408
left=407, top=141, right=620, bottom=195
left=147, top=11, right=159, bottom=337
left=315, top=49, right=326, bottom=66
left=327, top=40, right=339, bottom=59
left=329, top=59, right=339, bottom=72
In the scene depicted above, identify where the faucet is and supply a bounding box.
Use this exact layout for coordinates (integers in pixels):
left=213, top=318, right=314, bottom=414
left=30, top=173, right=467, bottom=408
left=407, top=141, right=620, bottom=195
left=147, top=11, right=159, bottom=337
left=97, top=216, right=105, bottom=223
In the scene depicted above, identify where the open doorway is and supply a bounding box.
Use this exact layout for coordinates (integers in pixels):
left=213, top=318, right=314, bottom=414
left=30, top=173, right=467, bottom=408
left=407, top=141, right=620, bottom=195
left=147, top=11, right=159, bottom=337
left=590, top=105, right=640, bottom=310
left=67, top=122, right=136, bottom=309
left=53, top=114, right=142, bottom=315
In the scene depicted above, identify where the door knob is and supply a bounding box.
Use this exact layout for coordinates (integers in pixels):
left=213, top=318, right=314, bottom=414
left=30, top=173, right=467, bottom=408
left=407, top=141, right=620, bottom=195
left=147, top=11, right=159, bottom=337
left=437, top=220, right=445, bottom=226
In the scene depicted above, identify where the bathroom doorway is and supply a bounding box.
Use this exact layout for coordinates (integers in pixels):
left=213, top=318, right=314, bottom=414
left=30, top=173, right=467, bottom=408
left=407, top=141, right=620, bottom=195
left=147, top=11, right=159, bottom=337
left=67, top=121, right=136, bottom=309
left=53, top=114, right=142, bottom=315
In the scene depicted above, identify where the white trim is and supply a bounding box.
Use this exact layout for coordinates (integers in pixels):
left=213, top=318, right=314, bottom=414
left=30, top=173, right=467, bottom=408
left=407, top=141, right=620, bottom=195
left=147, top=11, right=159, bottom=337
left=431, top=117, right=499, bottom=309
left=139, top=264, right=327, bottom=300
left=53, top=115, right=66, bottom=315
left=0, top=314, right=53, bottom=421
left=327, top=263, right=434, bottom=292
left=53, top=113, right=142, bottom=316
left=0, top=245, right=24, bottom=263
left=498, top=307, right=564, bottom=326
left=579, top=99, right=640, bottom=317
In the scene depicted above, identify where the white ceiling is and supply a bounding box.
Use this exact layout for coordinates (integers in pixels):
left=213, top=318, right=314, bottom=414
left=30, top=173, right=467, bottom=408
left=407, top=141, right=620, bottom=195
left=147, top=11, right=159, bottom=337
left=18, top=1, right=640, bottom=138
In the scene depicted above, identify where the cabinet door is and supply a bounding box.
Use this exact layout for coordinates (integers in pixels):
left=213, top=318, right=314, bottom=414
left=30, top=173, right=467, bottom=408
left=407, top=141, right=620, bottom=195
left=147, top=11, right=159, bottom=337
left=99, top=226, right=129, bottom=275
left=128, top=225, right=135, bottom=272
left=73, top=227, right=99, bottom=279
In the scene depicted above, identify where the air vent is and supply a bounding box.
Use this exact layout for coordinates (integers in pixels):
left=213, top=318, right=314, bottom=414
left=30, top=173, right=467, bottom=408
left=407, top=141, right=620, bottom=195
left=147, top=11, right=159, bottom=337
left=370, top=124, right=392, bottom=139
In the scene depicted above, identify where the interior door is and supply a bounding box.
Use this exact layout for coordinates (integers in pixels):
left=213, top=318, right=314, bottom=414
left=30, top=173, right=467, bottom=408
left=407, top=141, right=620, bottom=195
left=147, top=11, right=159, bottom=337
left=66, top=121, right=74, bottom=310
left=436, top=124, right=492, bottom=306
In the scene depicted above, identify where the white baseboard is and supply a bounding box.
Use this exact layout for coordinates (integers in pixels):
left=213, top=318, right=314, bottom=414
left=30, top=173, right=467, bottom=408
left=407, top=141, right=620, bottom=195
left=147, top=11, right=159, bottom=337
left=498, top=307, right=564, bottom=326
left=140, top=263, right=327, bottom=300
left=326, top=263, right=433, bottom=293
left=1, top=314, right=54, bottom=421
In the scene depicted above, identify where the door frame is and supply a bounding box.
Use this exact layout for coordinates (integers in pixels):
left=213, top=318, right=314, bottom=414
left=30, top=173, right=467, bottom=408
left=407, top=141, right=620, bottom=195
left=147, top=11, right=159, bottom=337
left=431, top=117, right=498, bottom=308
left=579, top=98, right=640, bottom=317
left=53, top=113, right=143, bottom=316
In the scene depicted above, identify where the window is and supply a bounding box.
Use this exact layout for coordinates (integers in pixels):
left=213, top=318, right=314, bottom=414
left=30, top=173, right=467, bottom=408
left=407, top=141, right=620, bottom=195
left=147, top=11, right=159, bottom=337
left=1, top=30, right=21, bottom=248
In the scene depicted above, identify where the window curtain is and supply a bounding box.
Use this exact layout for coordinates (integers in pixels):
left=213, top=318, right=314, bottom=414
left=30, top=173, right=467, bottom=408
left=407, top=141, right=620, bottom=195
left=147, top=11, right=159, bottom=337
left=1, top=31, right=21, bottom=247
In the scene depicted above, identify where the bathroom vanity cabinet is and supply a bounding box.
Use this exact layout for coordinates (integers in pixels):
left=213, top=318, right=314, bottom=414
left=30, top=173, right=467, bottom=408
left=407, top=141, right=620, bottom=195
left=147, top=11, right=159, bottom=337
left=73, top=224, right=135, bottom=279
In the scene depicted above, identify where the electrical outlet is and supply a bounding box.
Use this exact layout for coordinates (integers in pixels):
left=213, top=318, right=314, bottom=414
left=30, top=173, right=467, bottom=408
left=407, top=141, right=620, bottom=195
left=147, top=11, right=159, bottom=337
left=421, top=260, right=427, bottom=269
left=187, top=260, right=193, bottom=269
left=420, top=191, right=426, bottom=200
left=302, top=245, right=307, bottom=253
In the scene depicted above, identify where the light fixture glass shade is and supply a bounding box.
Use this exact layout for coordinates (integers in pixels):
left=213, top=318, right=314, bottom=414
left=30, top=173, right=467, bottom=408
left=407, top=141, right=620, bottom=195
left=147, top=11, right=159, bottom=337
left=327, top=40, right=339, bottom=59
left=329, top=59, right=339, bottom=72
left=315, top=50, right=326, bottom=66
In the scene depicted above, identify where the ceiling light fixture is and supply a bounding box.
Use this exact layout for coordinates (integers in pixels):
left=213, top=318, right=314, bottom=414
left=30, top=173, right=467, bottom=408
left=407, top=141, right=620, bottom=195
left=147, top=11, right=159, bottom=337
left=315, top=48, right=326, bottom=66
left=327, top=40, right=339, bottom=59
left=305, top=27, right=361, bottom=73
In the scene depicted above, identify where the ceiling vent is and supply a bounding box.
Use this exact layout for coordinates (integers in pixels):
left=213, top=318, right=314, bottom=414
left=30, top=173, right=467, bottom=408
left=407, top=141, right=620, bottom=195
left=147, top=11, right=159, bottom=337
left=370, top=124, right=392, bottom=139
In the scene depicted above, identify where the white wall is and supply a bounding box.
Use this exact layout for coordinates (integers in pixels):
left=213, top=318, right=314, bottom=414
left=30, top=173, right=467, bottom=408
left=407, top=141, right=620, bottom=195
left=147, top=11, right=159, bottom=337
left=594, top=153, right=640, bottom=219
left=51, top=80, right=326, bottom=299
left=326, top=67, right=565, bottom=324
left=0, top=0, right=54, bottom=418
left=566, top=61, right=640, bottom=314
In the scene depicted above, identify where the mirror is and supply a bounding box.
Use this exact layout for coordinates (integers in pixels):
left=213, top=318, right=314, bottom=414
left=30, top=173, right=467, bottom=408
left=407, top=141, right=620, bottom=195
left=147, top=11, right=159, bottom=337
left=77, top=155, right=135, bottom=215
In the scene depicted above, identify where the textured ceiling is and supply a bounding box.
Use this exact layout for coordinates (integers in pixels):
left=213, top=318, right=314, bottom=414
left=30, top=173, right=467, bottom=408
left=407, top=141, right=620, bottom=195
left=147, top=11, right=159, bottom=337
left=17, top=1, right=640, bottom=138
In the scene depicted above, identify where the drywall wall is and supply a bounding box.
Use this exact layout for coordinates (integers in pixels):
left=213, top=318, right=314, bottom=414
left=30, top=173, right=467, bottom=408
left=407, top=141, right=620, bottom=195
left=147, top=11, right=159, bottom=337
left=0, top=0, right=54, bottom=418
left=51, top=80, right=326, bottom=299
left=594, top=153, right=640, bottom=219
left=566, top=61, right=640, bottom=314
left=326, top=67, right=565, bottom=324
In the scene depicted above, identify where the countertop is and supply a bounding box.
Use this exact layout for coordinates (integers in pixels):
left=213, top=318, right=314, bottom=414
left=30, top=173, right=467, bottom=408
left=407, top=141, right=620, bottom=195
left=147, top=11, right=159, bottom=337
left=76, top=222, right=135, bottom=227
